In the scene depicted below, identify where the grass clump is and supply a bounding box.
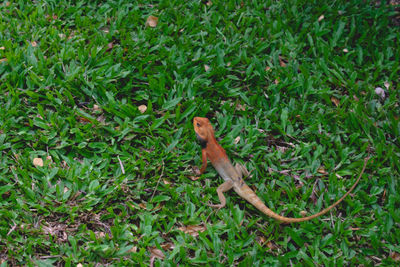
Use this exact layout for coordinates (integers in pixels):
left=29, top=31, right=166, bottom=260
left=0, top=0, right=399, bottom=265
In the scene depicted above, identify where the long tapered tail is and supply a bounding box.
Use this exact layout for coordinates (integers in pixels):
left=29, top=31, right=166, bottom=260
left=234, top=158, right=368, bottom=223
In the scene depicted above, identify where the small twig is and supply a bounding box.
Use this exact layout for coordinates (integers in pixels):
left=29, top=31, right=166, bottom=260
left=7, top=221, right=17, bottom=236
left=150, top=160, right=164, bottom=203
left=39, top=255, right=62, bottom=259
left=117, top=155, right=125, bottom=174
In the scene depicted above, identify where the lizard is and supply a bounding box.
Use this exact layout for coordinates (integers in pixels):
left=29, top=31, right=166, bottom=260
left=193, top=116, right=368, bottom=223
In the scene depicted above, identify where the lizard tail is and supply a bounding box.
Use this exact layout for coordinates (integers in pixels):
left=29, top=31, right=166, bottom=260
left=234, top=158, right=368, bottom=223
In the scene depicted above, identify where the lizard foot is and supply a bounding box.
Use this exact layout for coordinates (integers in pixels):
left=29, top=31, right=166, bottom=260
left=207, top=202, right=224, bottom=209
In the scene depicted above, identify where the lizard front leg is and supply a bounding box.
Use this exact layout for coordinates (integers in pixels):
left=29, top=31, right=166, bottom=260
left=235, top=163, right=249, bottom=178
left=199, top=149, right=208, bottom=174
left=209, top=180, right=234, bottom=209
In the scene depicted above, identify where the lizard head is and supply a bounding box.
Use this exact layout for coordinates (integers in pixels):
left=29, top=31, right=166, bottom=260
left=193, top=117, right=214, bottom=145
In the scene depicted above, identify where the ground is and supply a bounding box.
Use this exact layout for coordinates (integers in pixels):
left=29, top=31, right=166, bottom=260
left=0, top=0, right=399, bottom=266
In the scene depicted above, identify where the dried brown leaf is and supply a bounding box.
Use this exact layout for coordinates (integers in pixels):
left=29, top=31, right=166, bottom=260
left=265, top=66, right=271, bottom=71
left=33, top=158, right=44, bottom=167
left=188, top=175, right=200, bottom=181
left=279, top=56, right=287, bottom=67
left=266, top=240, right=278, bottom=250
left=318, top=15, right=325, bottom=21
left=146, top=16, right=159, bottom=27
left=204, top=64, right=210, bottom=72
left=300, top=211, right=308, bottom=217
left=390, top=252, right=400, bottom=262
left=31, top=41, right=37, bottom=47
left=331, top=96, right=340, bottom=107
left=163, top=179, right=171, bottom=185
left=0, top=58, right=7, bottom=63
left=178, top=224, right=206, bottom=237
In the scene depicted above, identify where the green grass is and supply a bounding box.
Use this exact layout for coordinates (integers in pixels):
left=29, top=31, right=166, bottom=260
left=0, top=0, right=399, bottom=265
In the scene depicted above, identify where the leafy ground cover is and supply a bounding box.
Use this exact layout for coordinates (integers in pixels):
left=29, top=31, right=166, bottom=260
left=0, top=0, right=399, bottom=265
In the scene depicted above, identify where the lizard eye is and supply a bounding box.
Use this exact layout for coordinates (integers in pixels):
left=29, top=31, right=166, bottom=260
left=196, top=123, right=201, bottom=127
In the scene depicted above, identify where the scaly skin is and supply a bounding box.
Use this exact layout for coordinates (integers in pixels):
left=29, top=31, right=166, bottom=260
left=193, top=117, right=368, bottom=223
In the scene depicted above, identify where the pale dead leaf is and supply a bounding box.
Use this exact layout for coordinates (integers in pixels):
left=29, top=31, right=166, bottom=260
left=33, top=158, right=44, bottom=167
left=6, top=2, right=10, bottom=7
left=0, top=47, right=4, bottom=50
left=343, top=48, right=348, bottom=53
left=0, top=58, right=7, bottom=63
left=46, top=155, right=52, bottom=161
left=63, top=187, right=69, bottom=193
left=129, top=246, right=138, bottom=253
left=265, top=66, right=271, bottom=71
left=384, top=81, right=390, bottom=90
left=353, top=95, right=359, bottom=101
left=318, top=15, right=325, bottom=21
left=349, top=227, right=360, bottom=231
left=317, top=166, right=328, bottom=175
left=300, top=211, right=308, bottom=217
left=161, top=242, right=175, bottom=250
left=227, top=62, right=231, bottom=67
left=234, top=136, right=241, bottom=144
left=204, top=64, right=210, bottom=72
left=206, top=1, right=212, bottom=6
left=331, top=96, right=340, bottom=107
left=31, top=41, right=37, bottom=47
left=163, top=179, right=171, bottom=185
left=149, top=247, right=165, bottom=259
left=236, top=103, right=246, bottom=111
left=95, top=231, right=106, bottom=238
left=178, top=225, right=206, bottom=237
left=375, top=87, right=385, bottom=99
left=138, top=203, right=147, bottom=209
left=274, top=79, right=279, bottom=84
left=146, top=16, right=158, bottom=28
left=77, top=263, right=83, bottom=267
left=138, top=105, right=147, bottom=113
left=93, top=104, right=101, bottom=111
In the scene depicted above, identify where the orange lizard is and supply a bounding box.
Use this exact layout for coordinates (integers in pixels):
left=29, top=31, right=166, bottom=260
left=193, top=117, right=368, bottom=223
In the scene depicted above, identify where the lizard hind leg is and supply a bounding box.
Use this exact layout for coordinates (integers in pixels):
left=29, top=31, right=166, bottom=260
left=208, top=180, right=234, bottom=209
